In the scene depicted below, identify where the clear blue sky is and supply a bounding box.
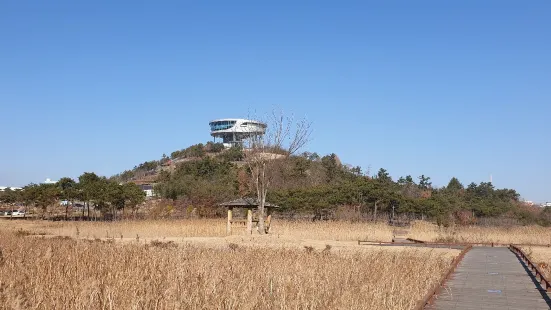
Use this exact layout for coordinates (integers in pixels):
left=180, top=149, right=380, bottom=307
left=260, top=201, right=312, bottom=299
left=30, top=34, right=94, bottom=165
left=0, top=1, right=549, bottom=202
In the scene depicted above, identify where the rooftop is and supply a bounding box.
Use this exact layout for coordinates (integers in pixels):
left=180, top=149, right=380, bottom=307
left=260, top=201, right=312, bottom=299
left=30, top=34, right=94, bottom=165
left=219, top=198, right=280, bottom=208
left=209, top=118, right=266, bottom=126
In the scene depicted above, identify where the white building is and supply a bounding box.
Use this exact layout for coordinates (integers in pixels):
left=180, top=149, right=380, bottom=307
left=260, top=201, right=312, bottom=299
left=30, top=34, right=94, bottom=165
left=209, top=118, right=267, bottom=148
left=43, top=178, right=57, bottom=184
left=139, top=184, right=155, bottom=198
left=0, top=186, right=22, bottom=192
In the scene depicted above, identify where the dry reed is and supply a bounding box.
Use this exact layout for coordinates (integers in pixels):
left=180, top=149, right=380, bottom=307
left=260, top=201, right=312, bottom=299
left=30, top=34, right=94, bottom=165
left=0, top=231, right=456, bottom=310
left=409, top=221, right=551, bottom=245
left=519, top=246, right=551, bottom=279
left=5, top=219, right=551, bottom=245
left=0, top=219, right=393, bottom=242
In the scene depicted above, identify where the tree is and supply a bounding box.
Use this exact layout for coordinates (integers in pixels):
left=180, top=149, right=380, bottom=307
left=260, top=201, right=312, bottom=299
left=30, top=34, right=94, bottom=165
left=348, top=166, right=362, bottom=177
left=160, top=153, right=170, bottom=165
left=244, top=110, right=312, bottom=234
left=466, top=182, right=478, bottom=192
left=0, top=187, right=19, bottom=204
left=398, top=175, right=421, bottom=199
left=292, top=156, right=311, bottom=177
left=398, top=175, right=414, bottom=185
left=33, top=184, right=60, bottom=218
left=375, top=168, right=392, bottom=183
left=122, top=183, right=146, bottom=217
left=206, top=141, right=225, bottom=153
left=154, top=157, right=237, bottom=205
left=106, top=181, right=125, bottom=220
left=99, top=180, right=144, bottom=220
left=418, top=175, right=432, bottom=189
left=57, top=177, right=77, bottom=220
left=78, top=172, right=101, bottom=218
left=302, top=152, right=320, bottom=162
left=474, top=182, right=494, bottom=198
left=321, top=154, right=339, bottom=182
left=22, top=183, right=38, bottom=211
left=183, top=144, right=206, bottom=158
left=446, top=177, right=464, bottom=192
left=120, top=170, right=134, bottom=182
left=218, top=145, right=245, bottom=162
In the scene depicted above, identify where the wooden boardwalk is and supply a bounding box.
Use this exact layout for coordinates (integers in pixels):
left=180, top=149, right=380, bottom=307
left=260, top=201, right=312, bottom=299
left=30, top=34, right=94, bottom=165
left=427, top=247, right=551, bottom=310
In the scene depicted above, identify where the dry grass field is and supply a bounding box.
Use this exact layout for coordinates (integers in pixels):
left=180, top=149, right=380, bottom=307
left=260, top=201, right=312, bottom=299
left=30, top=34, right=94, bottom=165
left=519, top=246, right=551, bottom=279
left=0, top=219, right=394, bottom=242
left=5, top=217, right=550, bottom=309
left=3, top=218, right=551, bottom=246
left=408, top=221, right=551, bottom=245
left=0, top=229, right=457, bottom=310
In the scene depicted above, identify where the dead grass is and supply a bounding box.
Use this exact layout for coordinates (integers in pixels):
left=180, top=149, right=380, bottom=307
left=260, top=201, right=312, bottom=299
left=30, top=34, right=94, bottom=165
left=408, top=221, right=551, bottom=245
left=0, top=219, right=393, bottom=242
left=519, top=246, right=551, bottom=279
left=0, top=230, right=457, bottom=310
left=6, top=219, right=551, bottom=246
left=273, top=220, right=393, bottom=241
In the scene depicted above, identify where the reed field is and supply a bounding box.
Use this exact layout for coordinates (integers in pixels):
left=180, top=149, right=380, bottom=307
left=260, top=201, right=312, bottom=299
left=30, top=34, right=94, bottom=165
left=3, top=218, right=551, bottom=245
left=408, top=221, right=551, bottom=245
left=4, top=218, right=551, bottom=309
left=519, top=246, right=551, bottom=279
left=0, top=230, right=457, bottom=310
left=0, top=219, right=394, bottom=242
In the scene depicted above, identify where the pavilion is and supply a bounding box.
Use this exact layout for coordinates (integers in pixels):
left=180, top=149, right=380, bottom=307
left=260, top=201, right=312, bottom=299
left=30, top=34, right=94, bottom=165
left=219, top=198, right=280, bottom=234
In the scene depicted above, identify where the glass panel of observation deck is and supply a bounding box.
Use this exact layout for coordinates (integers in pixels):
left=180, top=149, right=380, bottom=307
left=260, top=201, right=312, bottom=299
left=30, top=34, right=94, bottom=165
left=210, top=121, right=236, bottom=131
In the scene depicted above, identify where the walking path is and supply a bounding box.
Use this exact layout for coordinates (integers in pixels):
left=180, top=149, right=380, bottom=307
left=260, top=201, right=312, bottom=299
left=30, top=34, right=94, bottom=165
left=427, top=247, right=551, bottom=310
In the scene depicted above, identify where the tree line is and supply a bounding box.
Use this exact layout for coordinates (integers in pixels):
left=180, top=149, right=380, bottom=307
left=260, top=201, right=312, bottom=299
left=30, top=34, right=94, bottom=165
left=152, top=149, right=534, bottom=225
left=0, top=173, right=145, bottom=220
left=1, top=149, right=533, bottom=225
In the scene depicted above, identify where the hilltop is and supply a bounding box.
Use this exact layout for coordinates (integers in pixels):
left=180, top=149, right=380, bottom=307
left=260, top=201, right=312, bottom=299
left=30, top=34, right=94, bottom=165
left=110, top=142, right=248, bottom=184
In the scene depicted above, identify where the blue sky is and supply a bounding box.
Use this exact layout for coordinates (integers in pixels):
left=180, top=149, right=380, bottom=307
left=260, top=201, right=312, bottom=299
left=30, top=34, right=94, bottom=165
left=0, top=1, right=549, bottom=202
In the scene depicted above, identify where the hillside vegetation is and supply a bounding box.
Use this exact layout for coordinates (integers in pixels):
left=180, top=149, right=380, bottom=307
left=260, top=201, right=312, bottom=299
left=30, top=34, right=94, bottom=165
left=111, top=142, right=542, bottom=225
left=2, top=142, right=545, bottom=225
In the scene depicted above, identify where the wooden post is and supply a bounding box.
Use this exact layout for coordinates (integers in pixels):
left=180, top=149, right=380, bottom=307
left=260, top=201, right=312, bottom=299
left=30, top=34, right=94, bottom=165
left=226, top=207, right=233, bottom=235
left=246, top=208, right=253, bottom=234
left=266, top=207, right=273, bottom=234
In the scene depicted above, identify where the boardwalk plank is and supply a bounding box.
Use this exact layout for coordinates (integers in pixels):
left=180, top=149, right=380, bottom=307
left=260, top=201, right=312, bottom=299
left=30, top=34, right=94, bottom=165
left=428, top=247, right=551, bottom=310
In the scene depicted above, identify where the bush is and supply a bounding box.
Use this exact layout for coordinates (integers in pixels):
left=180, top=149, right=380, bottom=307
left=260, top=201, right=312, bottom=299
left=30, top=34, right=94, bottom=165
left=206, top=142, right=225, bottom=153
left=171, top=144, right=207, bottom=159
left=218, top=146, right=244, bottom=162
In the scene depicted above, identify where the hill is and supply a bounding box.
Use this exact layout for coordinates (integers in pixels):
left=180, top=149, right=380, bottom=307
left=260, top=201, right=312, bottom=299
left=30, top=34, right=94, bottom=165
left=109, top=142, right=542, bottom=226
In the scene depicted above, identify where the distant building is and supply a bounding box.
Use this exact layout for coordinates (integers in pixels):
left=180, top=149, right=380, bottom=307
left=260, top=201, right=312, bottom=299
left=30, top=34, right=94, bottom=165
left=139, top=184, right=155, bottom=198
left=209, top=118, right=267, bottom=148
left=43, top=178, right=57, bottom=184
left=0, top=186, right=22, bottom=192
left=543, top=202, right=551, bottom=208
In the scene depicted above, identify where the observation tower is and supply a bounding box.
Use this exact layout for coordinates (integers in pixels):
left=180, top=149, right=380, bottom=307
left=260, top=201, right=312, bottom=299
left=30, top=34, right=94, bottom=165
left=209, top=118, right=267, bottom=148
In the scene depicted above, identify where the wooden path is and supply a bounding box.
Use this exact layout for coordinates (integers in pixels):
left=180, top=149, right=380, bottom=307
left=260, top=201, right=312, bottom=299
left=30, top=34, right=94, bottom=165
left=427, top=247, right=551, bottom=310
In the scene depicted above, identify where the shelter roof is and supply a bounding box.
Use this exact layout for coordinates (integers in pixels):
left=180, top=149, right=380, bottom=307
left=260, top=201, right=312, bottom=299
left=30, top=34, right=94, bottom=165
left=219, top=198, right=280, bottom=208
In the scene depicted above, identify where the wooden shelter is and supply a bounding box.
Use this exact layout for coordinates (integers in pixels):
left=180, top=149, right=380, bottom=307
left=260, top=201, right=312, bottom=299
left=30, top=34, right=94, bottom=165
left=219, top=198, right=280, bottom=235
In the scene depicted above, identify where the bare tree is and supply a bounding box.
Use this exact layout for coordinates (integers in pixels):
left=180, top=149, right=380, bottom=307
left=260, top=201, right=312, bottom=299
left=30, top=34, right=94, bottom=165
left=244, top=110, right=312, bottom=234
